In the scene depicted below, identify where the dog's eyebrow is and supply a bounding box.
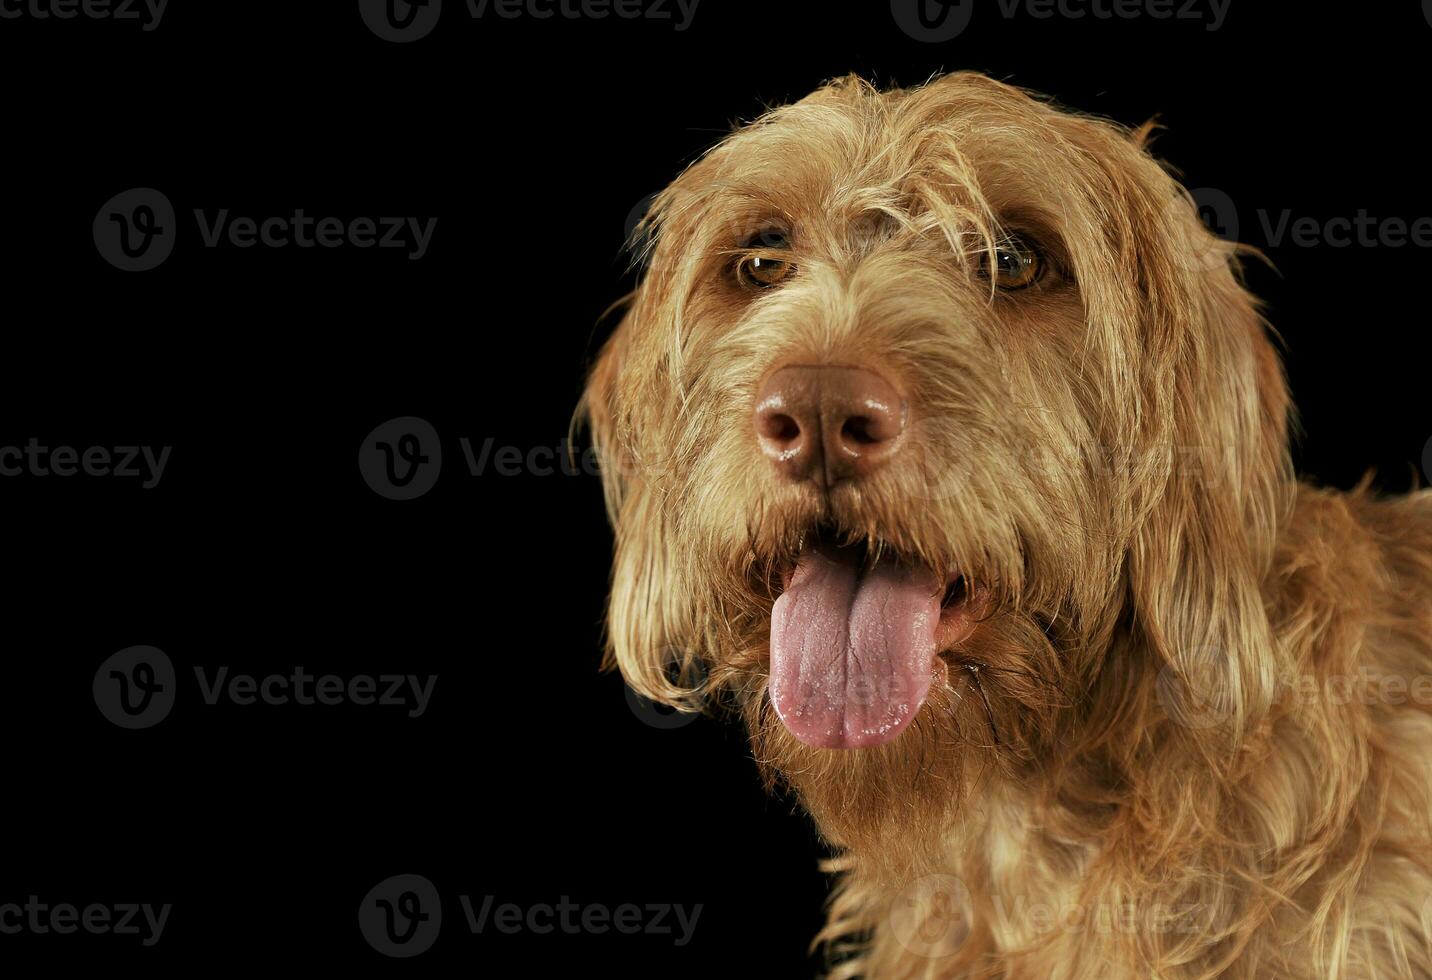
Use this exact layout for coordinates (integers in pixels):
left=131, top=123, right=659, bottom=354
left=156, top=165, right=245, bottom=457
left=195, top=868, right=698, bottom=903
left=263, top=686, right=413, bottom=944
left=736, top=226, right=793, bottom=249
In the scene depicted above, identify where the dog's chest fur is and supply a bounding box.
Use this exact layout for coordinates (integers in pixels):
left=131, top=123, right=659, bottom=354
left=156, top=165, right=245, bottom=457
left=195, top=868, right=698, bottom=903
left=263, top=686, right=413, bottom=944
left=835, top=486, right=1432, bottom=979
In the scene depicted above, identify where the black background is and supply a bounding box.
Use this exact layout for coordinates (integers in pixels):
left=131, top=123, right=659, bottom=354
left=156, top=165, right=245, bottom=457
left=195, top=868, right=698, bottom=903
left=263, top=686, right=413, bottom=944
left=1, top=1, right=1428, bottom=974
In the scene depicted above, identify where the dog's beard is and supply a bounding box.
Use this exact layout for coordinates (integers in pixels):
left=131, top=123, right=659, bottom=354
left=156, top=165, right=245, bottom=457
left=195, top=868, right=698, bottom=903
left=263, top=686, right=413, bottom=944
left=704, top=520, right=1076, bottom=873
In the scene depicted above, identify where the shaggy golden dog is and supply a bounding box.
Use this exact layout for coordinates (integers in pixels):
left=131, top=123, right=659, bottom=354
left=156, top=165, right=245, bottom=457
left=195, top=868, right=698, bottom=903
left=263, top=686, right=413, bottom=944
left=581, top=73, right=1432, bottom=978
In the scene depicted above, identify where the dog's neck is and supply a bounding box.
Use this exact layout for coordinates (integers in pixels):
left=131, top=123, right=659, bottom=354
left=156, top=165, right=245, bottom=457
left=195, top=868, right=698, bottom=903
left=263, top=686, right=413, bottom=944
left=812, top=483, right=1410, bottom=976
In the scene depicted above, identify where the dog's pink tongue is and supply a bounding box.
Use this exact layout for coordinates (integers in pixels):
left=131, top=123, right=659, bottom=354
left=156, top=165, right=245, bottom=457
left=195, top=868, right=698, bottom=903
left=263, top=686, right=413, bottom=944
left=770, top=545, right=941, bottom=749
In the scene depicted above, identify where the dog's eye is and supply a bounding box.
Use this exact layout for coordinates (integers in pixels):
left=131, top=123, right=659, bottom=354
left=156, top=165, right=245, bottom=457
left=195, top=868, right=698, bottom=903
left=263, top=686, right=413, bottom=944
left=737, top=254, right=795, bottom=288
left=979, top=238, right=1043, bottom=290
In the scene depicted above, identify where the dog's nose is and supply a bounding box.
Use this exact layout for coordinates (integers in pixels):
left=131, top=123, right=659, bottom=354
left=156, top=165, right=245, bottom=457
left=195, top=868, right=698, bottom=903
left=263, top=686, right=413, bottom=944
left=754, top=365, right=906, bottom=484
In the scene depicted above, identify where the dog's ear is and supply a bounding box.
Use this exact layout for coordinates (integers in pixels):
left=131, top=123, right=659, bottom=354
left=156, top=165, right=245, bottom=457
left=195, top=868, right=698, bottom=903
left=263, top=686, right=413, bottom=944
left=1110, top=145, right=1294, bottom=744
left=579, top=276, right=705, bottom=710
left=580, top=307, right=634, bottom=524
left=1033, top=106, right=1292, bottom=743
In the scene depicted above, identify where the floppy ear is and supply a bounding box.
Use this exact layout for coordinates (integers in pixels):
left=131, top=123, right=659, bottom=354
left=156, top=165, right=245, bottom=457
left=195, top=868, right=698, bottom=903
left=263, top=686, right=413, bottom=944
left=1029, top=113, right=1291, bottom=743
left=580, top=307, right=634, bottom=525
left=579, top=293, right=705, bottom=711
left=1120, top=163, right=1294, bottom=744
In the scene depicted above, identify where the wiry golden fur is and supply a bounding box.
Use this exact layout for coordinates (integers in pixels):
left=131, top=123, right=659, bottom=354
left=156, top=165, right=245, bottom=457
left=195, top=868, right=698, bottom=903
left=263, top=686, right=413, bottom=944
left=581, top=73, right=1432, bottom=978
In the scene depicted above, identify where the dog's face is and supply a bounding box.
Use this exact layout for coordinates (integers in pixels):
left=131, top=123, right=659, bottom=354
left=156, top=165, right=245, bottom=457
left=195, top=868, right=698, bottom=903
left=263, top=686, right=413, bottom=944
left=586, top=74, right=1290, bottom=863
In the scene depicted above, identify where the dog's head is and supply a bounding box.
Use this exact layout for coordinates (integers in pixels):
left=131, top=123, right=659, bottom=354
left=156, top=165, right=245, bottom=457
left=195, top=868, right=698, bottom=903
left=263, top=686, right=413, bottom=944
left=583, top=73, right=1292, bottom=858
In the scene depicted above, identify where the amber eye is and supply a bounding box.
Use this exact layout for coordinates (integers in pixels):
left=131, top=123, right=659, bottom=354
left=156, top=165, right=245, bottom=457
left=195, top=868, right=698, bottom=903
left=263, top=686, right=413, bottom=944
left=979, top=237, right=1043, bottom=290
left=737, top=254, right=795, bottom=288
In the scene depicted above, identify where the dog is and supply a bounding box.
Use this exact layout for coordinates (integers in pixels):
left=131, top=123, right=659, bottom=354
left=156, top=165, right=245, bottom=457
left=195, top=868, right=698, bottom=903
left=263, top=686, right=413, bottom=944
left=581, top=73, right=1432, bottom=978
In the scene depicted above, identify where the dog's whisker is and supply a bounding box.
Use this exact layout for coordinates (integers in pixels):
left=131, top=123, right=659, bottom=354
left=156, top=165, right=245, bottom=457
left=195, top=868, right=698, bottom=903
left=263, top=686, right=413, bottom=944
left=963, top=663, right=1002, bottom=748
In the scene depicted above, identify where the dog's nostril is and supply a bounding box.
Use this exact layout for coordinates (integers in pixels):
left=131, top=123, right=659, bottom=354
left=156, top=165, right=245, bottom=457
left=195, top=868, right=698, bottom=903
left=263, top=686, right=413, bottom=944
left=762, top=413, right=802, bottom=443
left=841, top=416, right=879, bottom=445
